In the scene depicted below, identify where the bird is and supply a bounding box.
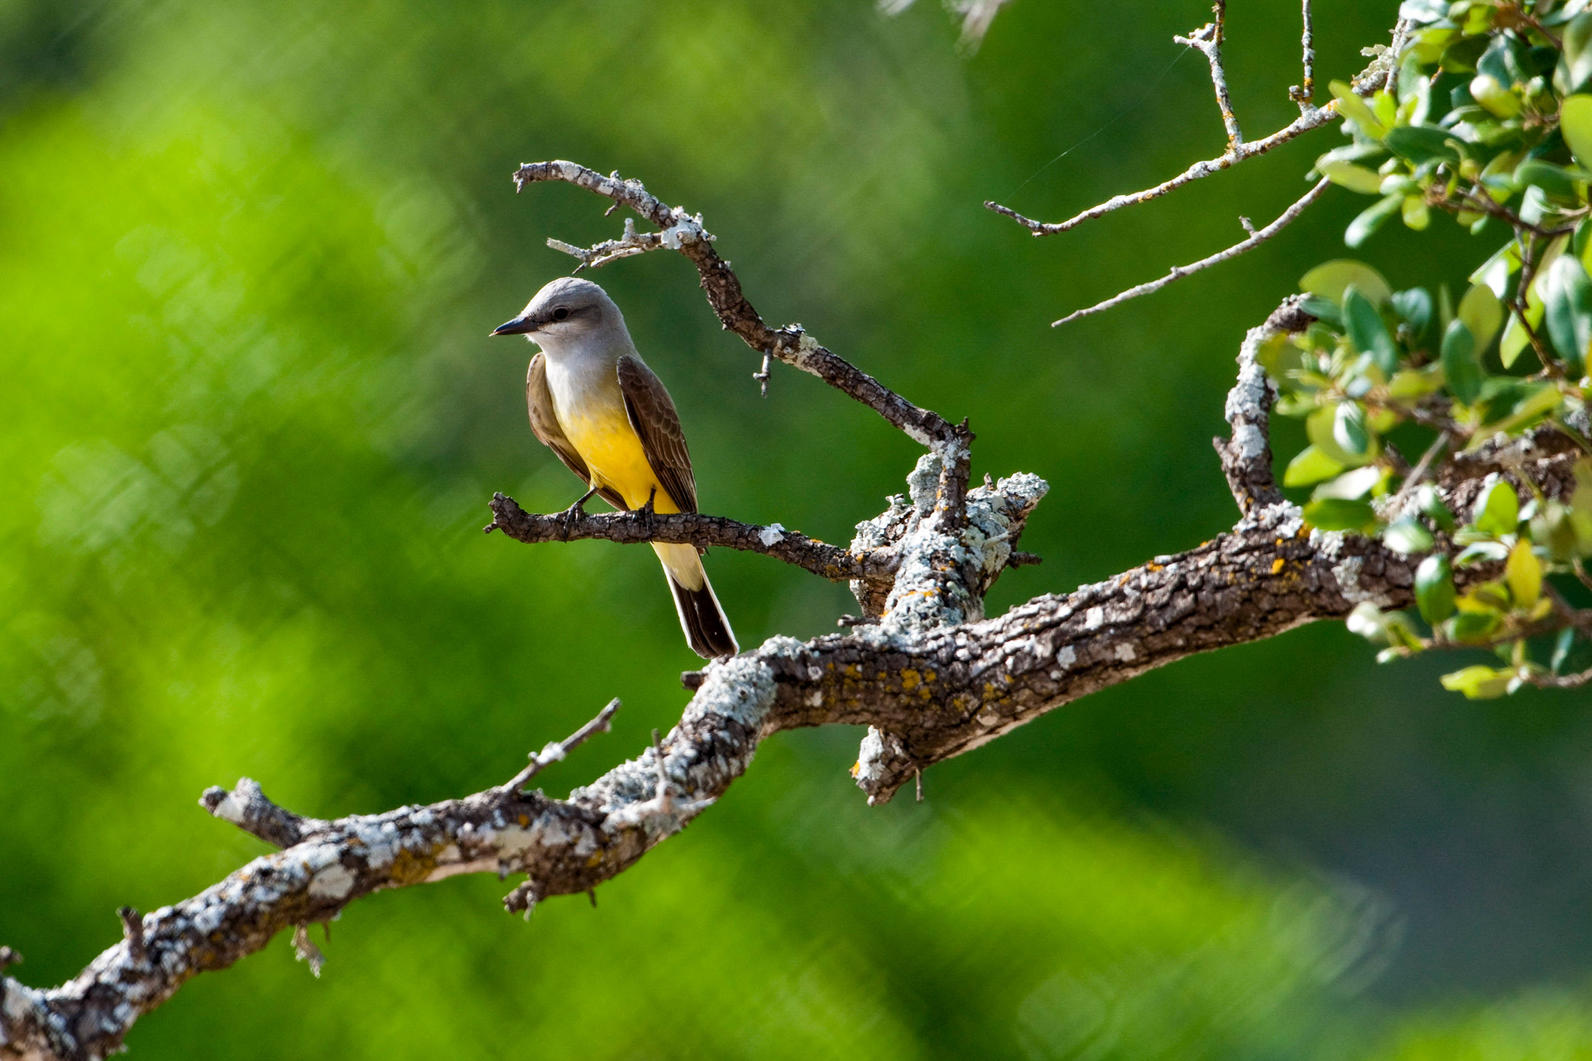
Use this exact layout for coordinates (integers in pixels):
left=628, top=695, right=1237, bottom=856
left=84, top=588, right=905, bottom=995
left=490, top=277, right=738, bottom=659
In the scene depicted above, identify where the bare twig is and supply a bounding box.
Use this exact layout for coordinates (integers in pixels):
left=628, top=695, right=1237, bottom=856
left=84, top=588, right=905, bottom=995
left=753, top=350, right=773, bottom=397
left=547, top=218, right=665, bottom=270
left=511, top=161, right=964, bottom=455
left=1291, top=0, right=1315, bottom=107
left=1385, top=431, right=1454, bottom=518
left=1053, top=177, right=1332, bottom=326
left=483, top=492, right=898, bottom=586
left=200, top=777, right=329, bottom=848
left=986, top=106, right=1336, bottom=236
left=649, top=729, right=674, bottom=815
left=116, top=908, right=145, bottom=962
left=1526, top=666, right=1592, bottom=689
left=502, top=698, right=622, bottom=794
left=1384, top=18, right=1412, bottom=96
left=1175, top=1, right=1242, bottom=149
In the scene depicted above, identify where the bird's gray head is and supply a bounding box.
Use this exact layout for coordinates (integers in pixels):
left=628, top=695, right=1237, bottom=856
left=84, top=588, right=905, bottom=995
left=490, top=277, right=627, bottom=352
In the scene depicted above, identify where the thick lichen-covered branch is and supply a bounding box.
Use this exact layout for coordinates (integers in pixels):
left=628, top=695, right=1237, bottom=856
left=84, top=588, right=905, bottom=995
left=7, top=318, right=1585, bottom=1060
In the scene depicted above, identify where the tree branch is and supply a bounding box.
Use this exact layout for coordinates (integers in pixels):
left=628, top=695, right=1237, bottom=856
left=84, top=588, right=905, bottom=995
left=7, top=288, right=1586, bottom=1057
left=510, top=159, right=977, bottom=585
left=1175, top=1, right=1242, bottom=150
left=510, top=161, right=964, bottom=454
left=1213, top=297, right=1307, bottom=514
left=1291, top=0, right=1316, bottom=108
left=1053, top=177, right=1332, bottom=326
left=985, top=107, right=1337, bottom=237
left=483, top=492, right=897, bottom=586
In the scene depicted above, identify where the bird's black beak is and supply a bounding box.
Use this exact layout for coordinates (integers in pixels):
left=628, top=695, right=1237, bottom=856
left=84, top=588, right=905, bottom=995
left=490, top=315, right=537, bottom=337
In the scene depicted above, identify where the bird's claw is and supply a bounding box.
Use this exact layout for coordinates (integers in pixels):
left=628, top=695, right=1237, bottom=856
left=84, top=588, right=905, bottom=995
left=560, top=487, right=598, bottom=539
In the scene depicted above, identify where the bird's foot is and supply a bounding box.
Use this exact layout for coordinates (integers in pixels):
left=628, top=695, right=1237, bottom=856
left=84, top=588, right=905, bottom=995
left=637, top=489, right=658, bottom=534
left=560, top=487, right=598, bottom=539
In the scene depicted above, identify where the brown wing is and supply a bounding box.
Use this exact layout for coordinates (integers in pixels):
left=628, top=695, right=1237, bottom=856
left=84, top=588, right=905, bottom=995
left=527, top=353, right=624, bottom=509
left=616, top=355, right=698, bottom=513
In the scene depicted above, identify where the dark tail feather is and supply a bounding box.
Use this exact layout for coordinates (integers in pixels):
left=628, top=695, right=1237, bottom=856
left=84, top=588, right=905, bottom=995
left=667, top=574, right=739, bottom=659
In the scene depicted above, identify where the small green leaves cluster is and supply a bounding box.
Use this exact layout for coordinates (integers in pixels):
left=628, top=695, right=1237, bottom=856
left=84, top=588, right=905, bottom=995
left=1314, top=0, right=1592, bottom=384
left=1264, top=257, right=1592, bottom=695
left=1321, top=2, right=1592, bottom=264
left=1341, top=465, right=1592, bottom=696
left=1264, top=1, right=1592, bottom=696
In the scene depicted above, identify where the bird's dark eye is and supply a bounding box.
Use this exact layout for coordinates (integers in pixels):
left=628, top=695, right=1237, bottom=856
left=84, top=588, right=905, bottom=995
left=552, top=307, right=570, bottom=322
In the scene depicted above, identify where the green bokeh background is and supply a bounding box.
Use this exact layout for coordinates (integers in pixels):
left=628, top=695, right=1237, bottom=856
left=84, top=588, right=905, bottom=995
left=4, top=1, right=1592, bottom=1057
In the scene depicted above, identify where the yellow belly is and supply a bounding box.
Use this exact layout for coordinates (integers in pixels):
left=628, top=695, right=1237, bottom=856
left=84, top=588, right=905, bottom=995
left=559, top=402, right=679, bottom=515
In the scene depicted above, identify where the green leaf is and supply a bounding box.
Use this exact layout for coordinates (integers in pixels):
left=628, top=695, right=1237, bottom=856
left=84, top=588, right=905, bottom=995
left=1300, top=260, right=1392, bottom=305
left=1439, top=665, right=1515, bottom=699
left=1303, top=497, right=1377, bottom=532
left=1499, top=313, right=1536, bottom=370
left=1318, top=159, right=1387, bottom=195
left=1391, top=288, right=1434, bottom=344
left=1296, top=294, right=1343, bottom=328
left=1455, top=283, right=1504, bottom=353
left=1540, top=254, right=1592, bottom=375
left=1415, top=554, right=1457, bottom=623
left=1282, top=445, right=1344, bottom=488
left=1345, top=600, right=1384, bottom=641
left=1470, top=72, right=1521, bottom=117
left=1474, top=477, right=1520, bottom=535
left=1409, top=25, right=1453, bottom=65
left=1330, top=80, right=1389, bottom=139
left=1533, top=503, right=1583, bottom=562
left=1441, top=319, right=1483, bottom=404
left=1470, top=241, right=1522, bottom=298
left=1401, top=195, right=1430, bottom=230
left=1574, top=456, right=1592, bottom=519
left=1332, top=400, right=1374, bottom=459
left=1379, top=174, right=1419, bottom=198
left=1447, top=607, right=1502, bottom=643
left=1307, top=405, right=1371, bottom=467
left=1558, top=16, right=1592, bottom=96
left=1504, top=539, right=1542, bottom=608
left=1344, top=287, right=1399, bottom=374
left=1313, top=464, right=1384, bottom=500
left=1384, top=519, right=1436, bottom=554
left=1513, top=159, right=1586, bottom=201
left=1455, top=541, right=1511, bottom=565
left=1346, top=195, right=1402, bottom=248
left=1551, top=627, right=1576, bottom=673
left=1415, top=483, right=1457, bottom=531
left=1384, top=125, right=1463, bottom=166
left=1480, top=379, right=1565, bottom=435
left=1387, top=366, right=1445, bottom=399
left=1499, top=238, right=1566, bottom=370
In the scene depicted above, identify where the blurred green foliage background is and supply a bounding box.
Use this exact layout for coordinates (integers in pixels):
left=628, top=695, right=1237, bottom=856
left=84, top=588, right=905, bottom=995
left=3, top=0, right=1592, bottom=1056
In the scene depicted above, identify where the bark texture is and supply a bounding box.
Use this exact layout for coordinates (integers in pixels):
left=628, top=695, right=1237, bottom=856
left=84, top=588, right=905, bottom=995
left=4, top=165, right=1585, bottom=1060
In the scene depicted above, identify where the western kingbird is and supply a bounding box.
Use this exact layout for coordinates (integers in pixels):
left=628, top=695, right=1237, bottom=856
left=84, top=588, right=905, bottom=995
left=491, top=277, right=738, bottom=659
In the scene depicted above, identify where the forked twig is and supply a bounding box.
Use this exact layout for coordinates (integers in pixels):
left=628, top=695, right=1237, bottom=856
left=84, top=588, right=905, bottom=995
left=1053, top=177, right=1331, bottom=326
left=503, top=699, right=623, bottom=794
left=1175, top=1, right=1242, bottom=149
left=985, top=106, right=1335, bottom=236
